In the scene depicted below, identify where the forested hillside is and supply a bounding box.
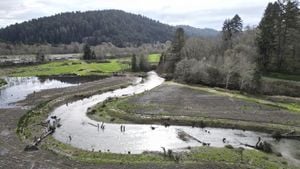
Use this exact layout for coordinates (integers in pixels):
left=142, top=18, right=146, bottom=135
left=0, top=10, right=174, bottom=47
left=176, top=25, right=219, bottom=38
left=0, top=10, right=218, bottom=48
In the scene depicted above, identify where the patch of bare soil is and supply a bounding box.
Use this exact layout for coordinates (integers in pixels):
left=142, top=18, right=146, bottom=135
left=127, top=83, right=300, bottom=127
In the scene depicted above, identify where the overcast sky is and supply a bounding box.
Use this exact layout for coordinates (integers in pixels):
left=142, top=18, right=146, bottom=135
left=0, top=0, right=275, bottom=30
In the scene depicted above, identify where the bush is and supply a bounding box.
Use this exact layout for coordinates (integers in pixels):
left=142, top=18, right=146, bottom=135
left=260, top=78, right=300, bottom=97
left=206, top=66, right=223, bottom=86
left=83, top=44, right=96, bottom=60
left=0, top=78, right=7, bottom=87
left=225, top=145, right=234, bottom=149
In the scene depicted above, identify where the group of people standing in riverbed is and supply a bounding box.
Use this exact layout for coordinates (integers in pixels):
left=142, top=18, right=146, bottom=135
left=97, top=122, right=105, bottom=131
left=96, top=122, right=126, bottom=133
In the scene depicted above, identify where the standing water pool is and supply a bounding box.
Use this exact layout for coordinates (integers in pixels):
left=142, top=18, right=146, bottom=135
left=0, top=76, right=104, bottom=108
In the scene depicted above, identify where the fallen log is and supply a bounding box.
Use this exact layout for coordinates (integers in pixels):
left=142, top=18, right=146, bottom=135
left=177, top=129, right=210, bottom=146
left=239, top=137, right=272, bottom=153
left=24, top=130, right=54, bottom=151
left=34, top=130, right=54, bottom=146
left=272, top=131, right=300, bottom=140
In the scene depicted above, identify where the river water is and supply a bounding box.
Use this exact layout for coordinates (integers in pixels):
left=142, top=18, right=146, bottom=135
left=0, top=75, right=106, bottom=108
left=48, top=71, right=300, bottom=164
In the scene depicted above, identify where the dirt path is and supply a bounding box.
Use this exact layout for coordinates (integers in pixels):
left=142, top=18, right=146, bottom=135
left=0, top=76, right=238, bottom=169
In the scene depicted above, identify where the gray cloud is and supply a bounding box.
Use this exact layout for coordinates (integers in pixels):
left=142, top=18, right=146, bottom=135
left=142, top=5, right=267, bottom=29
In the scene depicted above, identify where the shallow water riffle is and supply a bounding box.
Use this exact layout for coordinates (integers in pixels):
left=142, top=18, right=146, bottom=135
left=0, top=76, right=80, bottom=108
left=49, top=71, right=300, bottom=164
left=54, top=122, right=271, bottom=153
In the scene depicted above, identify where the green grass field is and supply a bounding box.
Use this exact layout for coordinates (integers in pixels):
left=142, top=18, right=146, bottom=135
left=264, top=72, right=300, bottom=82
left=148, top=54, right=161, bottom=64
left=4, top=59, right=130, bottom=77
left=0, top=54, right=161, bottom=77
left=0, top=78, right=7, bottom=87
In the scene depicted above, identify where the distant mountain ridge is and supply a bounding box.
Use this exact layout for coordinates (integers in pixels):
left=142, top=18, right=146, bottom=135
left=177, top=25, right=219, bottom=38
left=0, top=10, right=218, bottom=46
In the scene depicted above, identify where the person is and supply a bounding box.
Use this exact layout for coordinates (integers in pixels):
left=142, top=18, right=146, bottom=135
left=47, top=116, right=60, bottom=132
left=101, top=122, right=105, bottom=130
left=120, top=125, right=126, bottom=132
left=256, top=137, right=262, bottom=148
left=222, top=138, right=226, bottom=143
left=48, top=117, right=56, bottom=132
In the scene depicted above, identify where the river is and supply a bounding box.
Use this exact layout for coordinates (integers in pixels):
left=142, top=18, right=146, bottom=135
left=47, top=71, right=300, bottom=164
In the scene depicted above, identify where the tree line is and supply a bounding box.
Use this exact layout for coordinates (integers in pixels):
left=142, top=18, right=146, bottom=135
left=0, top=41, right=169, bottom=60
left=158, top=0, right=300, bottom=93
left=257, top=0, right=300, bottom=73
left=158, top=21, right=260, bottom=92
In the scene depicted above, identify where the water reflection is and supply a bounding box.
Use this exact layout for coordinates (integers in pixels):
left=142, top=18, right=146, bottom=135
left=39, top=75, right=107, bottom=84
left=0, top=77, right=78, bottom=108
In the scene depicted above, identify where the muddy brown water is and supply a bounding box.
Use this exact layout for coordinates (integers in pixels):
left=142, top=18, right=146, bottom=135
left=0, top=76, right=104, bottom=108
left=46, top=71, right=300, bottom=165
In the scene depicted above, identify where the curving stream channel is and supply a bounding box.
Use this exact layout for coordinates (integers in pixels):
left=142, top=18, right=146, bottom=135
left=48, top=71, right=300, bottom=164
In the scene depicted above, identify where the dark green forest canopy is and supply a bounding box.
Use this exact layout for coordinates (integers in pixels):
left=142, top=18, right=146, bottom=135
left=0, top=10, right=174, bottom=47
left=0, top=10, right=218, bottom=47
left=257, top=0, right=300, bottom=73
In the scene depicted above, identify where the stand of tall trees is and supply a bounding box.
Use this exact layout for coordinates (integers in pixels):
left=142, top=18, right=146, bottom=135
left=131, top=54, right=149, bottom=72
left=83, top=44, right=96, bottom=60
left=158, top=28, right=185, bottom=75
left=159, top=15, right=260, bottom=93
left=257, top=0, right=300, bottom=73
left=222, top=14, right=243, bottom=50
left=157, top=1, right=300, bottom=94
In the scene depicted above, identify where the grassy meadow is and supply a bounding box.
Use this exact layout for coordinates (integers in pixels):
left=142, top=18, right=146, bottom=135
left=264, top=72, right=300, bottom=82
left=0, top=54, right=161, bottom=77
left=148, top=54, right=161, bottom=64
